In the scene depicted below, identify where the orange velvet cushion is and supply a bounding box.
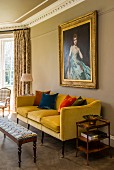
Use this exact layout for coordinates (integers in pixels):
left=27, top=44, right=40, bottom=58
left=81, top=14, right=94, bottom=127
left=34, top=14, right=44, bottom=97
left=58, top=95, right=76, bottom=112
left=34, top=90, right=50, bottom=106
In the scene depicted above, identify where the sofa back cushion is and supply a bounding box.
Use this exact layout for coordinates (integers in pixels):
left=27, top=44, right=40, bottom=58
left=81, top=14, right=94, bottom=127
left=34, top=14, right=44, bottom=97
left=39, top=93, right=58, bottom=109
left=17, top=96, right=36, bottom=107
left=55, top=94, right=67, bottom=110
left=72, top=96, right=87, bottom=106
left=55, top=93, right=95, bottom=110
left=84, top=97, right=95, bottom=104
left=34, top=90, right=50, bottom=106
left=58, top=95, right=76, bottom=112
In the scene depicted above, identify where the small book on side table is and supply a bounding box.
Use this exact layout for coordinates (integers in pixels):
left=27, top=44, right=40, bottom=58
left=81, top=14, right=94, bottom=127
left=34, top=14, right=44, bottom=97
left=81, top=130, right=107, bottom=140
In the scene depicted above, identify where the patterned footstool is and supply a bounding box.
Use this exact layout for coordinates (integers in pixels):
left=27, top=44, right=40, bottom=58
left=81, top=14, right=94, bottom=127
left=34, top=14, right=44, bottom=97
left=0, top=117, right=37, bottom=167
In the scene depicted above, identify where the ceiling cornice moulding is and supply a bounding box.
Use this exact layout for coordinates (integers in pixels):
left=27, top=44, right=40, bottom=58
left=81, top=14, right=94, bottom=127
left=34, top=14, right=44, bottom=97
left=23, top=0, right=85, bottom=27
left=0, top=0, right=85, bottom=31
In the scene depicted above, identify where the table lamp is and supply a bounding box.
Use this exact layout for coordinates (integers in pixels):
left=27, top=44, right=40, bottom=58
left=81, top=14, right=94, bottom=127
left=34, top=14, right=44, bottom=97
left=21, top=73, right=33, bottom=95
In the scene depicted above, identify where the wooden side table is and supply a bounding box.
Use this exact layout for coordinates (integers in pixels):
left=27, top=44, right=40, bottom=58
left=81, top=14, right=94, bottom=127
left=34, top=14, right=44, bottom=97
left=76, top=119, right=112, bottom=165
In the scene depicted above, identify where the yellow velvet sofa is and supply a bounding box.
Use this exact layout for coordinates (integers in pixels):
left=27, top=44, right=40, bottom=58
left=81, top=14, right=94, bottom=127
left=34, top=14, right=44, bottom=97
left=16, top=93, right=101, bottom=157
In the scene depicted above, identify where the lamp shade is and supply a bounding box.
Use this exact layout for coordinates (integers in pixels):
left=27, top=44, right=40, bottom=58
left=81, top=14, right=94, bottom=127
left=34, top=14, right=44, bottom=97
left=21, top=73, right=33, bottom=82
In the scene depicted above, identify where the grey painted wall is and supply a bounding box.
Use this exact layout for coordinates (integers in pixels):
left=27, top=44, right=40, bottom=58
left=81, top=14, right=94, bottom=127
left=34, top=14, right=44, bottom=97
left=31, top=0, right=114, bottom=146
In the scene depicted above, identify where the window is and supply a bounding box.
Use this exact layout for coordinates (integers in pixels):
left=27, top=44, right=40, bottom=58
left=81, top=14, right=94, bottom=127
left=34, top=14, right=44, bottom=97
left=0, top=35, right=14, bottom=88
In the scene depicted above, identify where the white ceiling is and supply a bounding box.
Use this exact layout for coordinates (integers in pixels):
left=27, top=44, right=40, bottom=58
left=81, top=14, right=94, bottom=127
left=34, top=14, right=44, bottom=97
left=0, top=0, right=85, bottom=31
left=0, top=0, right=57, bottom=23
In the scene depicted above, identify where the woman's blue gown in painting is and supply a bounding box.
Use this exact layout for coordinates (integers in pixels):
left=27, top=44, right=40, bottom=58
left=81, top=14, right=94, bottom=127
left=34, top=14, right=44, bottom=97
left=68, top=47, right=91, bottom=80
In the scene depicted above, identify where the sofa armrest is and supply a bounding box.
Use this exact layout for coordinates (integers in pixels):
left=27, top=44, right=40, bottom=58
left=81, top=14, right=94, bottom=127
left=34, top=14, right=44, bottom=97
left=60, top=100, right=101, bottom=141
left=16, top=96, right=36, bottom=108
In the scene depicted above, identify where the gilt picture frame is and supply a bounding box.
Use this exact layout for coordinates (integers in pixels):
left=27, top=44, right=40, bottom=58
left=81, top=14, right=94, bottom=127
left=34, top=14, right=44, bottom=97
left=58, top=11, right=97, bottom=88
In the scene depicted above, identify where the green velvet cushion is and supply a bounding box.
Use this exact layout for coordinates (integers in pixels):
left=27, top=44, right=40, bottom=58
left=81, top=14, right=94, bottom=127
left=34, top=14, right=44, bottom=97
left=72, top=96, right=87, bottom=106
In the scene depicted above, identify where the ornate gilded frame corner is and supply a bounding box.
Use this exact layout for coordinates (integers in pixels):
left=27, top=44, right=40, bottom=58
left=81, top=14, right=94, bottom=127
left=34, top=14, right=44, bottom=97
left=58, top=11, right=98, bottom=88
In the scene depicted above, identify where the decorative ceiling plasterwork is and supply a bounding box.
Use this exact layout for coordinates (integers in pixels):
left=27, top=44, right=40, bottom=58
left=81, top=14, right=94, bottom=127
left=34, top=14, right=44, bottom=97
left=0, top=0, right=85, bottom=31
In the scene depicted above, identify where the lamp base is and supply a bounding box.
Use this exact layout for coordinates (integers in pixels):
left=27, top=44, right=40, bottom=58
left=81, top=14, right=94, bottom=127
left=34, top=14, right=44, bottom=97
left=25, top=83, right=28, bottom=95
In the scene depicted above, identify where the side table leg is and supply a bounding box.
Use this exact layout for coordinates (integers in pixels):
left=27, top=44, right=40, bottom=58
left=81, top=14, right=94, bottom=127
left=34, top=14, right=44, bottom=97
left=76, top=138, right=78, bottom=157
left=87, top=135, right=89, bottom=166
left=76, top=123, right=79, bottom=157
left=87, top=152, right=89, bottom=166
left=18, top=144, right=22, bottom=168
left=33, top=141, right=37, bottom=163
left=108, top=122, right=112, bottom=158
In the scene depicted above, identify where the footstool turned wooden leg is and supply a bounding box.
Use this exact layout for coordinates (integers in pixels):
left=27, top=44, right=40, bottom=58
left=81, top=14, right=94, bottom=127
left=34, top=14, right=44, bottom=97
left=18, top=144, right=22, bottom=167
left=2, top=108, right=4, bottom=117
left=33, top=141, right=37, bottom=163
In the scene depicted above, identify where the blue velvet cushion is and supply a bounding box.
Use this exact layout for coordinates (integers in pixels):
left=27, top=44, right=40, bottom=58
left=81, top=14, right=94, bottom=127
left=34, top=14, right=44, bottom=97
left=39, top=93, right=58, bottom=109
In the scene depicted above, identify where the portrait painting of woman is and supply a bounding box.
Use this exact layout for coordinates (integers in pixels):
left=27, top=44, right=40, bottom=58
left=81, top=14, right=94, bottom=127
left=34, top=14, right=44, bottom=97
left=59, top=11, right=97, bottom=88
left=63, top=22, right=91, bottom=81
left=65, top=33, right=91, bottom=80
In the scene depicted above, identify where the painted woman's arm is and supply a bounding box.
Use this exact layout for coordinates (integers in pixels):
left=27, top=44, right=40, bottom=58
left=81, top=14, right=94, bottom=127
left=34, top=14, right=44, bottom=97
left=65, top=46, right=72, bottom=77
left=78, top=48, right=83, bottom=59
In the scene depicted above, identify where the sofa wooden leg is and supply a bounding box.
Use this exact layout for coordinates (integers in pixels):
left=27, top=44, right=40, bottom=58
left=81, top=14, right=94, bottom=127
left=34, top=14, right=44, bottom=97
left=62, top=141, right=65, bottom=158
left=28, top=124, right=30, bottom=129
left=2, top=108, right=4, bottom=117
left=41, top=131, right=44, bottom=144
left=17, top=118, right=19, bottom=124
left=8, top=105, right=10, bottom=114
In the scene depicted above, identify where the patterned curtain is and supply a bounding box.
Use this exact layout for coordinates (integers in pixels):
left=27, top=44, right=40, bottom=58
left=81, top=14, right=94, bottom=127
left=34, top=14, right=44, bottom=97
left=14, top=28, right=31, bottom=104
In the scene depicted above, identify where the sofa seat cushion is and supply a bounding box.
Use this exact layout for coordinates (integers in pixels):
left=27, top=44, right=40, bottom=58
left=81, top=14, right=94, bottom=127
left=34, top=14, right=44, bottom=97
left=41, top=115, right=60, bottom=133
left=28, top=109, right=59, bottom=123
left=17, top=106, right=39, bottom=118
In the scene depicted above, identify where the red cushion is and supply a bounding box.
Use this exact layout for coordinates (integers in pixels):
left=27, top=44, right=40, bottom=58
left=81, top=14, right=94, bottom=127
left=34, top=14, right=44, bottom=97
left=34, top=90, right=50, bottom=106
left=58, top=95, right=76, bottom=112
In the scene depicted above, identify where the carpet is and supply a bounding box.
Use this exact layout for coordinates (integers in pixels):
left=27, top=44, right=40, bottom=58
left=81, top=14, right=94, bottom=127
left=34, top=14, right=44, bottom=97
left=0, top=113, right=114, bottom=170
